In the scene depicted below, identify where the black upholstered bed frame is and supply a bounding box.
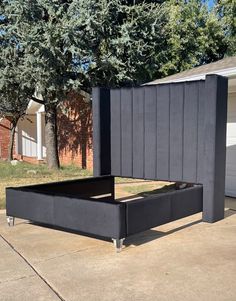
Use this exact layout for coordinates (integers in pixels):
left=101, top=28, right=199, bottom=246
left=6, top=75, right=228, bottom=252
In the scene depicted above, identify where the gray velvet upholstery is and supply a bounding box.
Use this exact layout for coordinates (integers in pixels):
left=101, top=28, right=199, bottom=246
left=93, top=75, right=228, bottom=223
left=6, top=180, right=202, bottom=239
left=6, top=177, right=126, bottom=239
left=126, top=186, right=203, bottom=235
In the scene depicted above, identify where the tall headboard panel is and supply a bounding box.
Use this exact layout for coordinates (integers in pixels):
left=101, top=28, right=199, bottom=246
left=92, top=75, right=228, bottom=223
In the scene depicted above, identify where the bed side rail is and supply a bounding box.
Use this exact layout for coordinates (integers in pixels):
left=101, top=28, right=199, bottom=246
left=125, top=185, right=203, bottom=236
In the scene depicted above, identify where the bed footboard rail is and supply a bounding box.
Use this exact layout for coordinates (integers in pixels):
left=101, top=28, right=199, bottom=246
left=6, top=181, right=126, bottom=240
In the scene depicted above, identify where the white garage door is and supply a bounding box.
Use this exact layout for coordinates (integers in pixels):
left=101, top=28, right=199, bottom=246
left=226, top=92, right=236, bottom=197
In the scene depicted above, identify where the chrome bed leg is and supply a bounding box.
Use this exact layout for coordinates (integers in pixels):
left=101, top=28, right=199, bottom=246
left=112, top=238, right=125, bottom=253
left=7, top=216, right=15, bottom=227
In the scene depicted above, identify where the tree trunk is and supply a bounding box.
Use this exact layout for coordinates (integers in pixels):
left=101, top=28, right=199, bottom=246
left=8, top=121, right=17, bottom=162
left=45, top=104, right=60, bottom=169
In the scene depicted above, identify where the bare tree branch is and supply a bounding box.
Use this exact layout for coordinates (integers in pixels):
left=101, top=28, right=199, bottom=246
left=31, top=96, right=45, bottom=105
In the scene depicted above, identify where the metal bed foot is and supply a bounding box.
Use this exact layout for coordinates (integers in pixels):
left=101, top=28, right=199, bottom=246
left=112, top=238, right=125, bottom=253
left=7, top=216, right=15, bottom=227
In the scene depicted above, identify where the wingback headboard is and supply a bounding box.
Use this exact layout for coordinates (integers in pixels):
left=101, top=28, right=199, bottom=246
left=92, top=75, right=228, bottom=223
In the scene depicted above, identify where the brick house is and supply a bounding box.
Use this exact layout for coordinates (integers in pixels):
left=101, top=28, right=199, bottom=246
left=0, top=92, right=93, bottom=170
left=0, top=118, right=12, bottom=159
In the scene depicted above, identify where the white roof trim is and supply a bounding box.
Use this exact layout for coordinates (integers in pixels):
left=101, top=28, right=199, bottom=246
left=156, top=67, right=236, bottom=84
left=26, top=100, right=44, bottom=114
left=37, top=105, right=45, bottom=113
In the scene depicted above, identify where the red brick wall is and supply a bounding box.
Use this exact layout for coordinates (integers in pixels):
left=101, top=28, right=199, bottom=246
left=0, top=93, right=94, bottom=170
left=57, top=92, right=93, bottom=170
left=0, top=118, right=11, bottom=160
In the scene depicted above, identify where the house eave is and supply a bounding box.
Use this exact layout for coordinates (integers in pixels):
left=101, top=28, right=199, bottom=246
left=146, top=67, right=236, bottom=85
left=146, top=67, right=236, bottom=94
left=26, top=100, right=45, bottom=114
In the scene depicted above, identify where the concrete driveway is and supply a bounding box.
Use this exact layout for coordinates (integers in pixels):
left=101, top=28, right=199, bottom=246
left=0, top=198, right=236, bottom=301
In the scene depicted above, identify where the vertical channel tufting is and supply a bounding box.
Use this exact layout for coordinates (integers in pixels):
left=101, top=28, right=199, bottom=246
left=169, top=83, right=184, bottom=181
left=133, top=87, right=145, bottom=178
left=144, top=86, right=157, bottom=179
left=183, top=82, right=199, bottom=182
left=195, top=81, right=200, bottom=183
left=197, top=81, right=206, bottom=183
left=168, top=84, right=171, bottom=181
left=131, top=88, right=134, bottom=178
left=143, top=87, right=146, bottom=179
left=156, top=84, right=170, bottom=180
left=110, top=89, right=121, bottom=176
left=121, top=88, right=133, bottom=177
left=182, top=83, right=185, bottom=183
left=120, top=89, right=122, bottom=176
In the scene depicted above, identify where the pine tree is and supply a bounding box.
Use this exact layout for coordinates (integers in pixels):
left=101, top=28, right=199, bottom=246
left=73, top=0, right=166, bottom=86
left=0, top=13, right=34, bottom=161
left=1, top=0, right=165, bottom=168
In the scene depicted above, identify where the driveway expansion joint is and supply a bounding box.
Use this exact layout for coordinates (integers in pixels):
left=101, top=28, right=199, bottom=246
left=0, top=233, right=66, bottom=301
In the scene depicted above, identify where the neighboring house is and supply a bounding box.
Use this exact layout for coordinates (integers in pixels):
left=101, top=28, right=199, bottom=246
left=0, top=117, right=12, bottom=159
left=0, top=92, right=93, bottom=169
left=146, top=56, right=236, bottom=197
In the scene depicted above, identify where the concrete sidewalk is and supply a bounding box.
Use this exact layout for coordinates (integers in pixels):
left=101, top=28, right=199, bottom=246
left=0, top=198, right=236, bottom=301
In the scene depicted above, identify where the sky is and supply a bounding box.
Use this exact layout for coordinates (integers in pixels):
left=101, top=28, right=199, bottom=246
left=207, top=0, right=215, bottom=9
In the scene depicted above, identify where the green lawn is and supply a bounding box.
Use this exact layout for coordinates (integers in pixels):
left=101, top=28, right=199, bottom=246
left=122, top=183, right=175, bottom=197
left=0, top=160, right=92, bottom=209
left=0, top=160, right=173, bottom=209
